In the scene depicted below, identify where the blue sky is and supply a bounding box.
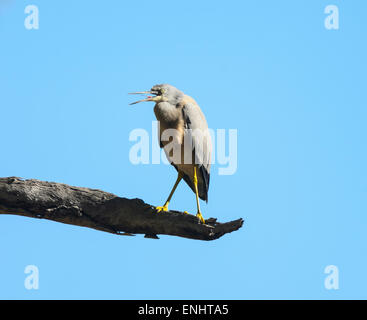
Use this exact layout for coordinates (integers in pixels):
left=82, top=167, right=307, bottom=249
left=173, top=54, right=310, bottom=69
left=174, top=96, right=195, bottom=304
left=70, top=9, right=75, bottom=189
left=0, top=0, right=366, bottom=299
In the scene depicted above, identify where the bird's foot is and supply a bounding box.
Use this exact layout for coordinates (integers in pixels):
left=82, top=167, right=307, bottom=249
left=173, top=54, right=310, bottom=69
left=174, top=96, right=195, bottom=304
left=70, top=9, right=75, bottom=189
left=156, top=203, right=169, bottom=213
left=196, top=212, right=205, bottom=224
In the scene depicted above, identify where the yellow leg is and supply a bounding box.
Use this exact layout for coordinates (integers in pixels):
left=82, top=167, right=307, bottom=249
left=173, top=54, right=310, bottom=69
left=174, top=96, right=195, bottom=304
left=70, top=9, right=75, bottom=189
left=156, top=172, right=183, bottom=213
left=193, top=166, right=205, bottom=224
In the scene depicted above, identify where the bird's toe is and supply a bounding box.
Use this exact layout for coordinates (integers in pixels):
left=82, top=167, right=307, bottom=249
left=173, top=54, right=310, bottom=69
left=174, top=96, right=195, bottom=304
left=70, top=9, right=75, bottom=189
left=155, top=205, right=169, bottom=213
left=196, top=212, right=205, bottom=224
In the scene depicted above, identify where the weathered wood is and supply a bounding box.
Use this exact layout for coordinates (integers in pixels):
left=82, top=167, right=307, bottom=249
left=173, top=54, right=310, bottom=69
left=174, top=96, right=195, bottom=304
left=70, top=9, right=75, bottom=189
left=0, top=177, right=243, bottom=240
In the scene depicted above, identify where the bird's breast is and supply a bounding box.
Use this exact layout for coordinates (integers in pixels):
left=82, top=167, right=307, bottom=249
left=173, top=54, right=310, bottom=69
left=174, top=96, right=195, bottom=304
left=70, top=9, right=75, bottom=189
left=154, top=102, right=180, bottom=123
left=154, top=102, right=185, bottom=151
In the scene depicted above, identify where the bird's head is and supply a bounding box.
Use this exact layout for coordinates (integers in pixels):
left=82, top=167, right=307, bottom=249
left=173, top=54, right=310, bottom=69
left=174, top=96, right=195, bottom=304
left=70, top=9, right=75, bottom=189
left=129, top=84, right=183, bottom=105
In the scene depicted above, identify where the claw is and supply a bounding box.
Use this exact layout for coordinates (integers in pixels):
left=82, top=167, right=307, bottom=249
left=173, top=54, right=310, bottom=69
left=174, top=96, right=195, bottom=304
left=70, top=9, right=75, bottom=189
left=196, top=212, right=205, bottom=224
left=156, top=205, right=169, bottom=213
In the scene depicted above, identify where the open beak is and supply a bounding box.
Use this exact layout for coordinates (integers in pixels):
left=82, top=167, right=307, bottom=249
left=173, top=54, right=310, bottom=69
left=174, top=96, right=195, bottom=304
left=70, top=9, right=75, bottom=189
left=128, top=90, right=157, bottom=105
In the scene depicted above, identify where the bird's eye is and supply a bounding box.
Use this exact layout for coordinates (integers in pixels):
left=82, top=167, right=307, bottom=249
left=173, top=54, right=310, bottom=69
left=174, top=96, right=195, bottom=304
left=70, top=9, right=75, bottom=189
left=152, top=87, right=164, bottom=95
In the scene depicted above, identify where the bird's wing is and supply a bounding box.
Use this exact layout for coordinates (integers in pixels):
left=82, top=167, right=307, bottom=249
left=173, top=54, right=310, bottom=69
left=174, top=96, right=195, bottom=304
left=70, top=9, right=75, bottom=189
left=181, top=99, right=212, bottom=201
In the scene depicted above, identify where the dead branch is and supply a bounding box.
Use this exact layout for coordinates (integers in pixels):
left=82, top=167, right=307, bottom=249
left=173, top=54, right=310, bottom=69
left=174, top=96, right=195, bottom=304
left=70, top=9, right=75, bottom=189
left=0, top=177, right=243, bottom=240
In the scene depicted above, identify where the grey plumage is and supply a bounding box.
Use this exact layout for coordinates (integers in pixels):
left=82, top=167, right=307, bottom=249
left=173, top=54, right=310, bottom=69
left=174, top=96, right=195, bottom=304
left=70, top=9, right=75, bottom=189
left=181, top=102, right=211, bottom=201
left=153, top=84, right=211, bottom=201
left=129, top=83, right=212, bottom=223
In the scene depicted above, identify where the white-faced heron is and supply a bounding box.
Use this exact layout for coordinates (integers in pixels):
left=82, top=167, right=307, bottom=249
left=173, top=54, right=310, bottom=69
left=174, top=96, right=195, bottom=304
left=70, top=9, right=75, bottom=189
left=129, top=84, right=211, bottom=224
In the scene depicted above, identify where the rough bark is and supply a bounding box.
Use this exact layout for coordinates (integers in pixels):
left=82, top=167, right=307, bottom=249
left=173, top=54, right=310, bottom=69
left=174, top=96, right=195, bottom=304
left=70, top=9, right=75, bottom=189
left=0, top=177, right=243, bottom=240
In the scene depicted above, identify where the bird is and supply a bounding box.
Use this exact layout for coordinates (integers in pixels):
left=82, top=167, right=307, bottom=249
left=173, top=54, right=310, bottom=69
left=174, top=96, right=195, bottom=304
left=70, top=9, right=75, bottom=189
left=129, top=84, right=212, bottom=224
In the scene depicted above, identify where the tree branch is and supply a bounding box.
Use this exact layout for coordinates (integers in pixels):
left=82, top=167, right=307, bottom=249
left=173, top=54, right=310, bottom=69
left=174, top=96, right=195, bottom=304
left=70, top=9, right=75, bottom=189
left=0, top=177, right=243, bottom=240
